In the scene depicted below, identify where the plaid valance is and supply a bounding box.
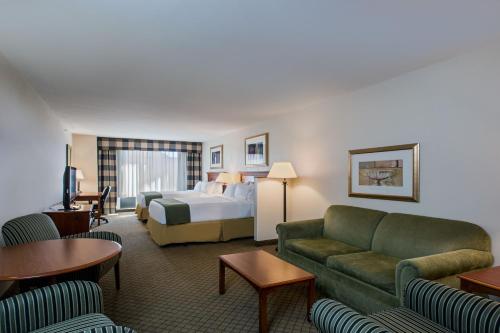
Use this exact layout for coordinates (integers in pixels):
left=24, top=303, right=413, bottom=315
left=97, top=137, right=202, bottom=153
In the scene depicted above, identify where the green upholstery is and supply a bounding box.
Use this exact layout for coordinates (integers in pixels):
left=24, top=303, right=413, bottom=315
left=311, top=279, right=500, bottom=333
left=326, top=251, right=400, bottom=294
left=1, top=213, right=122, bottom=284
left=30, top=314, right=114, bottom=333
left=371, top=213, right=491, bottom=259
left=311, top=299, right=391, bottom=333
left=396, top=249, right=493, bottom=298
left=323, top=205, right=386, bottom=250
left=0, top=281, right=135, bottom=333
left=285, top=238, right=363, bottom=264
left=277, top=205, right=493, bottom=313
left=1, top=214, right=60, bottom=246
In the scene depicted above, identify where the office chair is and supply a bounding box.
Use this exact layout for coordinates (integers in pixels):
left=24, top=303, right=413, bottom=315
left=91, top=186, right=111, bottom=226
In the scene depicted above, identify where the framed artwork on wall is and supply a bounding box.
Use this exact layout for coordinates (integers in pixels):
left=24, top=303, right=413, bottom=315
left=210, top=145, right=223, bottom=169
left=245, top=133, right=268, bottom=166
left=348, top=143, right=420, bottom=202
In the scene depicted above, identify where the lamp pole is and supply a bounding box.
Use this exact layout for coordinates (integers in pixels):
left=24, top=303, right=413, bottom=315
left=283, top=178, right=287, bottom=222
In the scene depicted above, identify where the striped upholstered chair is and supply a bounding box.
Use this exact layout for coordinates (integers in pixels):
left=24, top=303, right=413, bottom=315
left=0, top=280, right=135, bottom=333
left=1, top=213, right=122, bottom=289
left=311, top=278, right=500, bottom=333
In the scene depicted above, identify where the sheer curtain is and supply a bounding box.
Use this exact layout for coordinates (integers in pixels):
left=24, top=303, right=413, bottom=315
left=116, top=150, right=187, bottom=208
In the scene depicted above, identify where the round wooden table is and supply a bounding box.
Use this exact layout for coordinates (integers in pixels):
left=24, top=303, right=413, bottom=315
left=0, top=239, right=121, bottom=289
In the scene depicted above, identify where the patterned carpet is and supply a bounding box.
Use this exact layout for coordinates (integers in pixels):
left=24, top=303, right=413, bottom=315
left=96, top=213, right=318, bottom=333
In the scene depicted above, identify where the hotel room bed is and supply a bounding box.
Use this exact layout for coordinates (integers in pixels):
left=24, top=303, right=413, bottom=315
left=146, top=189, right=255, bottom=246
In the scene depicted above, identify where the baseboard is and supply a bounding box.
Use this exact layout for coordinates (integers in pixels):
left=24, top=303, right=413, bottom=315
left=254, top=239, right=278, bottom=247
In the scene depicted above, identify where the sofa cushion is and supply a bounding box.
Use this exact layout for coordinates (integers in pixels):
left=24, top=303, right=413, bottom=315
left=326, top=251, right=400, bottom=294
left=31, top=313, right=114, bottom=333
left=285, top=238, right=364, bottom=264
left=323, top=205, right=387, bottom=250
left=369, top=308, right=450, bottom=333
left=371, top=213, right=491, bottom=259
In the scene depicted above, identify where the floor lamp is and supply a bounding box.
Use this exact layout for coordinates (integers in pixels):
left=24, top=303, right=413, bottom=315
left=268, top=162, right=297, bottom=222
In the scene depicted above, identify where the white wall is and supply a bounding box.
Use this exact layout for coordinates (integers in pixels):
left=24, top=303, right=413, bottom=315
left=203, top=43, right=500, bottom=261
left=72, top=134, right=98, bottom=192
left=0, top=52, right=70, bottom=225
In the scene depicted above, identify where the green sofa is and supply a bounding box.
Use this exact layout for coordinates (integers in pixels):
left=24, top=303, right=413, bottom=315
left=277, top=205, right=493, bottom=314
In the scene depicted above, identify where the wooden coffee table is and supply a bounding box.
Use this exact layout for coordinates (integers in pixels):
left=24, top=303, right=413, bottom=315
left=0, top=238, right=121, bottom=290
left=219, top=250, right=315, bottom=333
left=458, top=266, right=500, bottom=297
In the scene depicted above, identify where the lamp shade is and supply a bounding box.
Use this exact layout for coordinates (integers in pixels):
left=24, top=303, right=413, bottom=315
left=76, top=169, right=85, bottom=180
left=267, top=162, right=297, bottom=179
left=216, top=172, right=240, bottom=184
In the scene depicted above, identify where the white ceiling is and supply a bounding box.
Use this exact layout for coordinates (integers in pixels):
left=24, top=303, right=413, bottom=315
left=1, top=1, right=500, bottom=141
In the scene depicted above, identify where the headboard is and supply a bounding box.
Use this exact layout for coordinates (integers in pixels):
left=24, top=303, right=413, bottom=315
left=206, top=171, right=269, bottom=183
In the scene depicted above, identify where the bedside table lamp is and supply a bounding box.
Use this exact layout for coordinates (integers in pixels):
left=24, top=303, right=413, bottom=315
left=215, top=172, right=240, bottom=191
left=268, top=162, right=297, bottom=222
left=76, top=169, right=85, bottom=192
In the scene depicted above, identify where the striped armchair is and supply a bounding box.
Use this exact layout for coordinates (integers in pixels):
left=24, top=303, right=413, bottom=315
left=1, top=214, right=122, bottom=289
left=0, top=281, right=134, bottom=333
left=311, top=278, right=500, bottom=333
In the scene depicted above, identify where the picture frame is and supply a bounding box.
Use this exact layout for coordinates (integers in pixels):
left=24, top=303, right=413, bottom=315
left=348, top=143, right=419, bottom=202
left=244, top=133, right=269, bottom=166
left=210, top=145, right=223, bottom=169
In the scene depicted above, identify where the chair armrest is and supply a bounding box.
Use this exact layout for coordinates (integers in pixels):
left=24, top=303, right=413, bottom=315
left=276, top=218, right=324, bottom=254
left=82, top=326, right=137, bottom=333
left=396, top=249, right=493, bottom=298
left=0, top=281, right=103, bottom=333
left=311, top=299, right=392, bottom=333
left=64, top=231, right=122, bottom=245
left=404, top=279, right=500, bottom=332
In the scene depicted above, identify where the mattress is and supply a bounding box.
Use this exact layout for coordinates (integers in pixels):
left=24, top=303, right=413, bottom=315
left=149, top=195, right=254, bottom=225
left=137, top=190, right=204, bottom=208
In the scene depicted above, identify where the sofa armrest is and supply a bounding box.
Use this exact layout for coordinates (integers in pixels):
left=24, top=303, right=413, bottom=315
left=82, top=326, right=137, bottom=333
left=404, top=278, right=500, bottom=332
left=64, top=231, right=122, bottom=245
left=276, top=218, right=324, bottom=254
left=0, top=281, right=103, bottom=333
left=396, top=249, right=493, bottom=298
left=311, top=299, right=392, bottom=333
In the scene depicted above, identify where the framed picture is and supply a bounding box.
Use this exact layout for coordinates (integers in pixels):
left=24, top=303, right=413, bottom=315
left=210, top=145, right=223, bottom=169
left=348, top=143, right=419, bottom=202
left=245, top=133, right=268, bottom=166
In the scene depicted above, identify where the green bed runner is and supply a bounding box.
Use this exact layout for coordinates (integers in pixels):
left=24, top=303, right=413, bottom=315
left=142, top=191, right=163, bottom=206
left=152, top=198, right=191, bottom=225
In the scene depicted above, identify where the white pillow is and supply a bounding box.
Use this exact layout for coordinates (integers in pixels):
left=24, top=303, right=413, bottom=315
left=246, top=183, right=255, bottom=201
left=193, top=181, right=202, bottom=192
left=223, top=184, right=236, bottom=198
left=200, top=181, right=208, bottom=193
left=234, top=184, right=251, bottom=200
left=206, top=181, right=222, bottom=195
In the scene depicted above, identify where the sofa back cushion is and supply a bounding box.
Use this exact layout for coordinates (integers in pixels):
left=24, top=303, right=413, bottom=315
left=323, top=205, right=387, bottom=250
left=372, top=213, right=491, bottom=259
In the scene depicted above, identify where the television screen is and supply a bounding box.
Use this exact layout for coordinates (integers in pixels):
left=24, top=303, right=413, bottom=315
left=63, top=166, right=77, bottom=209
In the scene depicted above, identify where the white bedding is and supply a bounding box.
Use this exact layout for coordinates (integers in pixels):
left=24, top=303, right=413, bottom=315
left=137, top=190, right=204, bottom=208
left=149, top=195, right=254, bottom=225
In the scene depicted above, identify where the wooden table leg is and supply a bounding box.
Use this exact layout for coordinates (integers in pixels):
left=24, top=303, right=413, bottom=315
left=219, top=259, right=225, bottom=295
left=114, top=260, right=121, bottom=290
left=307, top=279, right=315, bottom=321
left=259, top=289, right=269, bottom=333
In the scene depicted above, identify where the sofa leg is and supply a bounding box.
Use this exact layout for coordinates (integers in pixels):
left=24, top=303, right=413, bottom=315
left=114, top=261, right=120, bottom=290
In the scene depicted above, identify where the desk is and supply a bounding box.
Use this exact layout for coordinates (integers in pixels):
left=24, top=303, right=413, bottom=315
left=43, top=204, right=92, bottom=237
left=0, top=239, right=121, bottom=290
left=76, top=192, right=101, bottom=204
left=458, top=266, right=500, bottom=297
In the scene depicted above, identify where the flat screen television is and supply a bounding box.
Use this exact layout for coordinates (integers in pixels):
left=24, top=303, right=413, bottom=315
left=63, top=166, right=77, bottom=210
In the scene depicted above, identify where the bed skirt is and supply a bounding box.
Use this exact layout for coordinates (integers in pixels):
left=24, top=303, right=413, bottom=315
left=135, top=204, right=149, bottom=221
left=146, top=216, right=254, bottom=246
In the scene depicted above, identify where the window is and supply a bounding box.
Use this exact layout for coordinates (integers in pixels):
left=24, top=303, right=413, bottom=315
left=116, top=150, right=187, bottom=209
